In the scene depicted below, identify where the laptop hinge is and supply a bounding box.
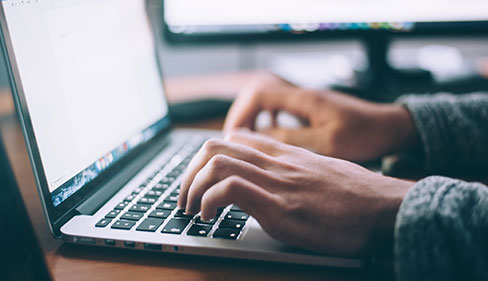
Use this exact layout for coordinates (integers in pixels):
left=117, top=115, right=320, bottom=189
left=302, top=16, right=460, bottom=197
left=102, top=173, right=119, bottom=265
left=75, top=133, right=171, bottom=216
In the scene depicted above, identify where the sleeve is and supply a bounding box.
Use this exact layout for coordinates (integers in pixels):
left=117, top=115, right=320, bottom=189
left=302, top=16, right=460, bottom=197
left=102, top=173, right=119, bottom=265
left=394, top=176, right=488, bottom=281
left=397, top=93, right=488, bottom=174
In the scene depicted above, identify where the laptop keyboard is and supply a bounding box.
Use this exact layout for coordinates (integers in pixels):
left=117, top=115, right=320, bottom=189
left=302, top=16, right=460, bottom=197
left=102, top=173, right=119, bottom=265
left=95, top=135, right=250, bottom=240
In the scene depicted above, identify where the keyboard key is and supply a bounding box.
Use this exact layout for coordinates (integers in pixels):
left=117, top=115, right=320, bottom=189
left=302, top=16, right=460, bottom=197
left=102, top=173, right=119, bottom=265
left=130, top=204, right=151, bottom=213
left=148, top=210, right=170, bottom=219
left=165, top=195, right=178, bottom=203
left=159, top=177, right=174, bottom=184
left=132, top=187, right=144, bottom=195
left=124, top=195, right=136, bottom=202
left=230, top=205, right=243, bottom=212
left=187, top=224, right=212, bottom=237
left=157, top=201, right=177, bottom=210
left=138, top=197, right=157, bottom=205
left=225, top=211, right=249, bottom=221
left=153, top=183, right=169, bottom=191
left=219, top=219, right=245, bottom=230
left=213, top=228, right=240, bottom=240
left=136, top=218, right=165, bottom=232
left=114, top=201, right=129, bottom=210
left=95, top=218, right=112, bottom=228
left=161, top=218, right=191, bottom=234
left=174, top=209, right=194, bottom=219
left=111, top=220, right=136, bottom=230
left=145, top=190, right=163, bottom=198
left=105, top=210, right=121, bottom=218
left=195, top=215, right=217, bottom=225
left=121, top=212, right=143, bottom=221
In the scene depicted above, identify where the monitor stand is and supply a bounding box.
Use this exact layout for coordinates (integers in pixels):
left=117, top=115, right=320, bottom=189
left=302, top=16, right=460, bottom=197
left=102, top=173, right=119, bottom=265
left=333, top=33, right=434, bottom=102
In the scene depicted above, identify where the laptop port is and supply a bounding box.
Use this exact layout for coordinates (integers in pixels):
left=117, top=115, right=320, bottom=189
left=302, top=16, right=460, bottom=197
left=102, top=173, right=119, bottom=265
left=144, top=243, right=162, bottom=251
left=124, top=241, right=136, bottom=248
left=104, top=239, right=116, bottom=246
left=75, top=237, right=96, bottom=245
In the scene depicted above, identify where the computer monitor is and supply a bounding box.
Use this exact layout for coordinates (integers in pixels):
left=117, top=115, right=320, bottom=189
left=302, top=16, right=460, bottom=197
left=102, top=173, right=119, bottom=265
left=162, top=0, right=488, bottom=95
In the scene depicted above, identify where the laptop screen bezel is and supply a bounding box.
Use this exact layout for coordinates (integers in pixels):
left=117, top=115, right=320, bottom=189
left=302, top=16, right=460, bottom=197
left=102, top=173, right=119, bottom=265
left=0, top=1, right=172, bottom=236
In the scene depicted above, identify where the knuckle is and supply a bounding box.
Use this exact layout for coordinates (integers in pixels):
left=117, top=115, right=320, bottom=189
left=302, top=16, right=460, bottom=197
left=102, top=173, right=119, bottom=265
left=222, top=175, right=243, bottom=195
left=207, top=154, right=231, bottom=172
left=202, top=138, right=224, bottom=154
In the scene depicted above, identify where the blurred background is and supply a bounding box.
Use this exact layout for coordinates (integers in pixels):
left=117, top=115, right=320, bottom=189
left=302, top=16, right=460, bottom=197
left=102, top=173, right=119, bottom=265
left=1, top=0, right=488, bottom=113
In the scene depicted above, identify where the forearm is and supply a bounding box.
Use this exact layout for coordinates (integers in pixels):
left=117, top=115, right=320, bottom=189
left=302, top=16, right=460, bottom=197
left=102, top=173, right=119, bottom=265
left=394, top=176, right=488, bottom=281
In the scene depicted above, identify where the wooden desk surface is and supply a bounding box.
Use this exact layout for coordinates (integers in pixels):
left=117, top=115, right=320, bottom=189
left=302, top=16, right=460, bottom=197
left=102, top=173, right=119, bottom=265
left=0, top=73, right=382, bottom=281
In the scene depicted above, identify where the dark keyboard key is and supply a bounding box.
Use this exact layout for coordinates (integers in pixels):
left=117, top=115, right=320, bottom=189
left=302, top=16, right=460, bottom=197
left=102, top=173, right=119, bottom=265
left=105, top=209, right=121, bottom=218
left=213, top=228, right=240, bottom=240
left=161, top=218, right=191, bottom=234
left=225, top=211, right=249, bottom=221
left=114, top=201, right=129, bottom=210
left=153, top=183, right=170, bottom=191
left=132, top=187, right=143, bottom=195
left=148, top=210, right=170, bottom=219
left=195, top=215, right=217, bottom=225
left=145, top=190, right=163, bottom=198
left=187, top=224, right=212, bottom=237
left=138, top=197, right=157, bottom=205
left=111, top=220, right=136, bottom=230
left=165, top=195, right=178, bottom=203
left=121, top=212, right=143, bottom=221
left=174, top=209, right=194, bottom=219
left=170, top=192, right=179, bottom=197
left=157, top=201, right=177, bottom=210
left=95, top=218, right=112, bottom=227
left=216, top=207, right=225, bottom=216
left=230, top=205, right=242, bottom=212
left=136, top=218, right=165, bottom=232
left=219, top=219, right=245, bottom=230
left=166, top=171, right=180, bottom=178
left=124, top=195, right=136, bottom=202
left=130, top=204, right=151, bottom=213
left=159, top=177, right=174, bottom=184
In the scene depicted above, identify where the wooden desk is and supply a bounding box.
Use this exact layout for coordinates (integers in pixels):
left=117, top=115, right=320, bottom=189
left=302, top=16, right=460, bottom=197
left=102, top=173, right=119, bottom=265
left=0, top=73, right=383, bottom=281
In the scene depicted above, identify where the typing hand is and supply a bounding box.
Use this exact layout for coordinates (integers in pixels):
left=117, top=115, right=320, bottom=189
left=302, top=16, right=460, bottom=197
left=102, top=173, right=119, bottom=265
left=224, top=72, right=420, bottom=162
left=178, top=129, right=412, bottom=256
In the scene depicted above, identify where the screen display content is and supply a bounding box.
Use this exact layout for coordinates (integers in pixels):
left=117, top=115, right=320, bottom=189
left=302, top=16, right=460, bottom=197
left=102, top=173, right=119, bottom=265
left=2, top=0, right=169, bottom=206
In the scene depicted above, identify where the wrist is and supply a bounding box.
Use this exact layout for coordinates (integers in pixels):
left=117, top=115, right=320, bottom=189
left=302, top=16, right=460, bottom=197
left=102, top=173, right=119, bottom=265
left=376, top=104, right=421, bottom=155
left=368, top=176, right=413, bottom=257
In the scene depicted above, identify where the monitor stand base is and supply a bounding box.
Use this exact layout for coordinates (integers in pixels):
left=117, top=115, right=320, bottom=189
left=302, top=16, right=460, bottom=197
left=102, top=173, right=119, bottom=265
left=331, top=33, right=434, bottom=102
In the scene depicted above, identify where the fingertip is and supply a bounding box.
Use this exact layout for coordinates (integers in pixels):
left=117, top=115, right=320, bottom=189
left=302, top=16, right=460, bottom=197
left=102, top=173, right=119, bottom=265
left=200, top=208, right=216, bottom=221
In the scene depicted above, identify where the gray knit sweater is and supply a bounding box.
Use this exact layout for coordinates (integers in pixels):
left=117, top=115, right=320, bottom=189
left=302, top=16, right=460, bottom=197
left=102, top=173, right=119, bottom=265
left=395, top=93, right=488, bottom=281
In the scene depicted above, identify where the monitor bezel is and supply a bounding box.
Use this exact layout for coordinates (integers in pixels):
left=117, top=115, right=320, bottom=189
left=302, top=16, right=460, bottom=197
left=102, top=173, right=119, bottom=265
left=161, top=0, right=488, bottom=45
left=0, top=2, right=172, bottom=237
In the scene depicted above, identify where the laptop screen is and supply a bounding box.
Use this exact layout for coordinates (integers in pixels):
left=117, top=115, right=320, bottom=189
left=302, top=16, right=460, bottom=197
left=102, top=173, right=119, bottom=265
left=1, top=0, right=169, bottom=207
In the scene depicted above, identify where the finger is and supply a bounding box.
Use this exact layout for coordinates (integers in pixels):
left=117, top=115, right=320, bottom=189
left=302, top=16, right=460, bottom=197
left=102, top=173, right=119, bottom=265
left=178, top=138, right=278, bottom=209
left=225, top=128, right=288, bottom=156
left=200, top=175, right=280, bottom=222
left=223, top=87, right=311, bottom=133
left=184, top=154, right=276, bottom=214
left=260, top=127, right=319, bottom=152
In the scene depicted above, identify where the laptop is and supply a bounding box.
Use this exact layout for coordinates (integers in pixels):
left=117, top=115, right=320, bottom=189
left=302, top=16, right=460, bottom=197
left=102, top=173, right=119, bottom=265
left=0, top=0, right=362, bottom=267
left=0, top=131, right=52, bottom=281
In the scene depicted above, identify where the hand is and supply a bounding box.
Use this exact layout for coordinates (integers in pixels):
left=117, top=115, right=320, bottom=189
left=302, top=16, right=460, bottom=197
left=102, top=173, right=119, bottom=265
left=224, top=72, right=420, bottom=162
left=178, top=129, right=413, bottom=257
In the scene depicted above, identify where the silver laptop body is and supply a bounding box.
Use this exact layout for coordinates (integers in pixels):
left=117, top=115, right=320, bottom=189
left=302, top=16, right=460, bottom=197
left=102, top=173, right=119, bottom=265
left=0, top=0, right=362, bottom=268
